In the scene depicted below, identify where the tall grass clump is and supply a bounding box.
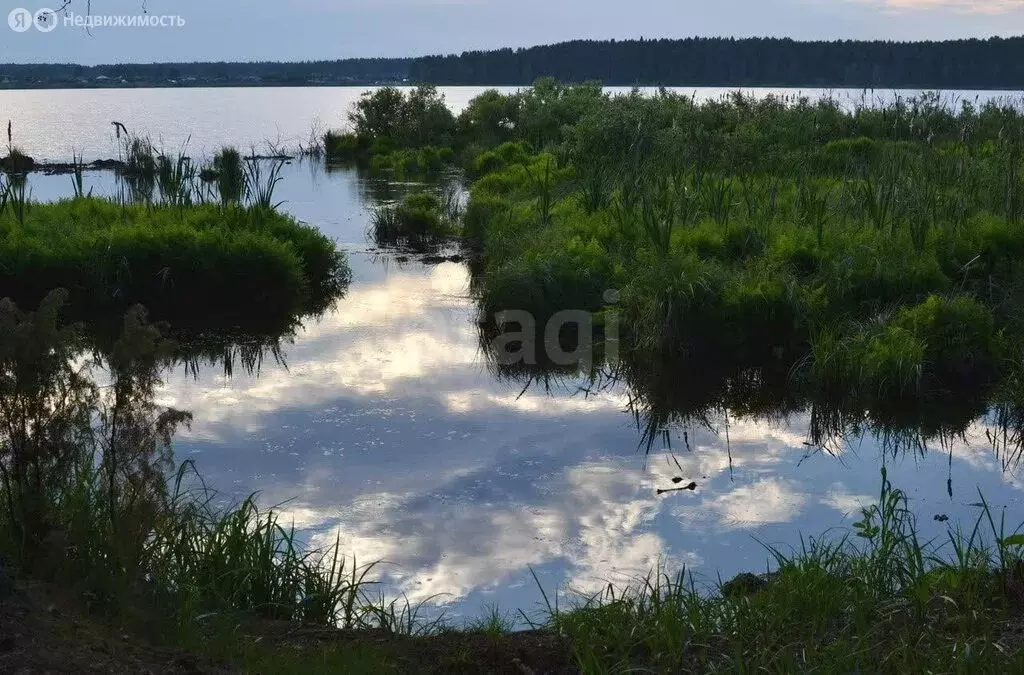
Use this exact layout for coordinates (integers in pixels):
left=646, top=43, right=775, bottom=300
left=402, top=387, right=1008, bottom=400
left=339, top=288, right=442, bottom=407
left=213, top=147, right=245, bottom=205
left=0, top=147, right=34, bottom=174
left=243, top=155, right=286, bottom=210
left=69, top=151, right=90, bottom=199
left=155, top=151, right=197, bottom=207
left=1, top=121, right=34, bottom=173
left=540, top=469, right=1024, bottom=672
left=371, top=190, right=459, bottom=251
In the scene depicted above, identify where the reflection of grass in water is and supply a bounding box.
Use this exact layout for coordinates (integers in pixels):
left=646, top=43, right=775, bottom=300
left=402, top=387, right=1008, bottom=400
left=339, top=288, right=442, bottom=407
left=473, top=288, right=1019, bottom=468
left=0, top=293, right=398, bottom=641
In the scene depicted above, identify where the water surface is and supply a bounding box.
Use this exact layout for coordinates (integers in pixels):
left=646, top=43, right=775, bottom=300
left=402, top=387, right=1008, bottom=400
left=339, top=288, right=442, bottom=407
left=3, top=85, right=1021, bottom=162
left=9, top=86, right=1024, bottom=621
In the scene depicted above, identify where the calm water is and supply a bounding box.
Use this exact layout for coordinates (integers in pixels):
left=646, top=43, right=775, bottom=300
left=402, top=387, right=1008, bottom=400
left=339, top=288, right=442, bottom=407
left=2, top=86, right=1021, bottom=163
left=8, top=87, right=1024, bottom=621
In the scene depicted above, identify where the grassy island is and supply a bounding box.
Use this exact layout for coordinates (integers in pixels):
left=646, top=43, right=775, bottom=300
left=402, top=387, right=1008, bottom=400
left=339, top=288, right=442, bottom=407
left=325, top=83, right=1024, bottom=435
left=0, top=198, right=348, bottom=329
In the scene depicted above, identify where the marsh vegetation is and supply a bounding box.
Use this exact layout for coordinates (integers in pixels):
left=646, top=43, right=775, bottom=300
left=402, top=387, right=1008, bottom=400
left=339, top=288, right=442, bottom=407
left=325, top=83, right=1024, bottom=460
left=5, top=84, right=1024, bottom=671
left=0, top=125, right=350, bottom=336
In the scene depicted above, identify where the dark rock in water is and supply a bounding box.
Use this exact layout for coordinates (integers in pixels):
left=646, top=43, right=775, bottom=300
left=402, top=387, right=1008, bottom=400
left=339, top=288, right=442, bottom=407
left=1, top=151, right=35, bottom=173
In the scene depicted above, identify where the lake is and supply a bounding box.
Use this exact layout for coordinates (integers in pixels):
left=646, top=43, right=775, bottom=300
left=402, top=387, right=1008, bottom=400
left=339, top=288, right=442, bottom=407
left=6, top=86, right=1024, bottom=623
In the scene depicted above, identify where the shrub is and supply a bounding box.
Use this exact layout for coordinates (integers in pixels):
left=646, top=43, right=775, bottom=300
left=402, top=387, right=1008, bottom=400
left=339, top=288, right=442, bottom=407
left=0, top=147, right=34, bottom=173
left=324, top=131, right=368, bottom=162
left=342, top=86, right=457, bottom=153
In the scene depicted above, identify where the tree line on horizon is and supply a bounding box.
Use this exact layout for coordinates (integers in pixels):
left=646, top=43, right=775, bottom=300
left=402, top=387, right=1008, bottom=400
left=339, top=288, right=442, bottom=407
left=0, top=59, right=409, bottom=86
left=410, top=37, right=1024, bottom=89
left=2, top=37, right=1023, bottom=89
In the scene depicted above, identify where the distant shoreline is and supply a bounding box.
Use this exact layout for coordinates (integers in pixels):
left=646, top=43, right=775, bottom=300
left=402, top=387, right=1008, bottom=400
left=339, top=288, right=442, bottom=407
left=4, top=36, right=1024, bottom=91
left=0, top=81, right=408, bottom=91
left=1, top=82, right=1023, bottom=93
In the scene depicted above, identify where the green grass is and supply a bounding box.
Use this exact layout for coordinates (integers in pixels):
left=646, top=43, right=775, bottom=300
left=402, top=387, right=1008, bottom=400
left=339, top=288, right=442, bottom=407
left=416, top=86, right=1024, bottom=440
left=212, top=146, right=244, bottom=204
left=0, top=197, right=349, bottom=328
left=538, top=470, right=1024, bottom=673
left=371, top=191, right=459, bottom=251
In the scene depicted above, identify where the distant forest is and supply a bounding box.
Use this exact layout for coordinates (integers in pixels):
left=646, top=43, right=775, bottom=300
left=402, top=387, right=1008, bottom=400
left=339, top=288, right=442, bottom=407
left=410, top=37, right=1024, bottom=89
left=3, top=37, right=1024, bottom=89
left=0, top=59, right=410, bottom=88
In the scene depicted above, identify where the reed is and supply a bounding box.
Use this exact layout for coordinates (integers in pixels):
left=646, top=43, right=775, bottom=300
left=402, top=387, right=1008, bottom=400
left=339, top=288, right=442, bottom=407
left=155, top=152, right=197, bottom=207
left=70, top=151, right=90, bottom=199
left=243, top=155, right=286, bottom=210
left=371, top=191, right=458, bottom=251
left=213, top=146, right=244, bottom=205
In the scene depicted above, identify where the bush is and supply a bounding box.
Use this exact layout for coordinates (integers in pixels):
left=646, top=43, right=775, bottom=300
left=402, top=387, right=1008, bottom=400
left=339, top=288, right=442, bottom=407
left=469, top=141, right=532, bottom=179
left=323, top=131, right=368, bottom=162
left=0, top=147, right=34, bottom=173
left=367, top=146, right=454, bottom=177
left=343, top=86, right=457, bottom=152
left=815, top=136, right=879, bottom=174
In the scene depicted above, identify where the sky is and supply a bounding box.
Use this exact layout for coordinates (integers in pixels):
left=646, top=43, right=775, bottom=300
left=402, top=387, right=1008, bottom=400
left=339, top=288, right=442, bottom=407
left=1, top=0, right=1024, bottom=64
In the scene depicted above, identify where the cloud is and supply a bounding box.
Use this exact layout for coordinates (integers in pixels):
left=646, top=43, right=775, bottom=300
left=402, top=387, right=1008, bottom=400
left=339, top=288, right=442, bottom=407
left=854, top=0, right=1024, bottom=14
left=274, top=416, right=813, bottom=606
left=707, top=478, right=808, bottom=528
left=821, top=484, right=874, bottom=515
